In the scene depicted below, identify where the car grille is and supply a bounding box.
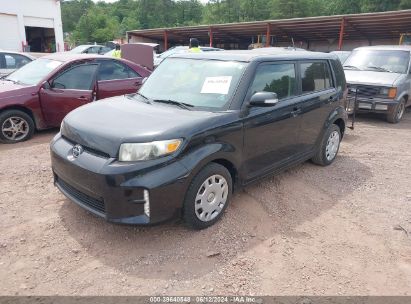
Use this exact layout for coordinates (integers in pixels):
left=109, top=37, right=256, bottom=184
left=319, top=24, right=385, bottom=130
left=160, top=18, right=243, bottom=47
left=347, top=84, right=381, bottom=97
left=57, top=177, right=106, bottom=214
left=62, top=135, right=110, bottom=159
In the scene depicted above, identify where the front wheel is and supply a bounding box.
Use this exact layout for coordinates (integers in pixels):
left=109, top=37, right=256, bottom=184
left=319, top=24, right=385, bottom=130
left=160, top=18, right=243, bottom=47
left=311, top=124, right=341, bottom=166
left=387, top=99, right=405, bottom=124
left=183, top=163, right=232, bottom=230
left=0, top=110, right=35, bottom=144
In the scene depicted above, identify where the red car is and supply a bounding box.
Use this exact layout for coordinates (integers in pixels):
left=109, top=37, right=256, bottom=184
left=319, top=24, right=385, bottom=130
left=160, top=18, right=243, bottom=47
left=0, top=53, right=151, bottom=143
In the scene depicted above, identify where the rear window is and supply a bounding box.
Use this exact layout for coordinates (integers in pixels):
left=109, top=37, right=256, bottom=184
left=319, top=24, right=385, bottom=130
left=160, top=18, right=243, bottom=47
left=301, top=62, right=333, bottom=93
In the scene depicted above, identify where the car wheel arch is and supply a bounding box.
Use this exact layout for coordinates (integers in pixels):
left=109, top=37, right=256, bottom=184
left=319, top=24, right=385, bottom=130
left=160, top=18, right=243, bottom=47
left=0, top=105, right=38, bottom=129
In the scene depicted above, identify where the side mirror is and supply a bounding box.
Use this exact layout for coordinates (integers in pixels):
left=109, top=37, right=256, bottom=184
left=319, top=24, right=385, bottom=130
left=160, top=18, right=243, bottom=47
left=42, top=81, right=51, bottom=90
left=249, top=92, right=279, bottom=107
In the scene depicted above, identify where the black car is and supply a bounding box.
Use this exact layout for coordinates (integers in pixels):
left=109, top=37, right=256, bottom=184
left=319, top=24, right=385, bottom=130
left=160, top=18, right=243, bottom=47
left=51, top=51, right=347, bottom=229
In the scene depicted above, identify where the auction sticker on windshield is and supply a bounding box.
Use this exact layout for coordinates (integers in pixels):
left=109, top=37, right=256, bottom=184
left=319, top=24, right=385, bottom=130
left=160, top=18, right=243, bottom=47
left=201, top=76, right=232, bottom=94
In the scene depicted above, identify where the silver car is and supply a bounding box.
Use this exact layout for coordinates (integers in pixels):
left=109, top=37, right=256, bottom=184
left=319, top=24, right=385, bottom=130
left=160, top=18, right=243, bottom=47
left=344, top=45, right=411, bottom=123
left=0, top=50, right=35, bottom=77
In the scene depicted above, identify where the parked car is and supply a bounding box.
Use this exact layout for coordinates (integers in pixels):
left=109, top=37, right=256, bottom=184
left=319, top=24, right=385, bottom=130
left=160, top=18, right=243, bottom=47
left=69, top=45, right=112, bottom=55
left=331, top=51, right=351, bottom=64
left=0, top=50, right=35, bottom=77
left=51, top=50, right=347, bottom=229
left=0, top=53, right=151, bottom=143
left=344, top=45, right=411, bottom=123
left=154, top=46, right=224, bottom=67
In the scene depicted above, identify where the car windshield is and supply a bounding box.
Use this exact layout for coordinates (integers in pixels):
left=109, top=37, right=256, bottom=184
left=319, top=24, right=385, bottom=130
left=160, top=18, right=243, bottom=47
left=139, top=58, right=247, bottom=110
left=344, top=50, right=410, bottom=73
left=5, top=58, right=62, bottom=85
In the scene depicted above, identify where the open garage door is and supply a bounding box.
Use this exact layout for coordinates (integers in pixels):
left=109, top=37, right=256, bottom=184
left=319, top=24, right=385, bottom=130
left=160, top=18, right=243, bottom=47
left=0, top=14, right=21, bottom=51
left=24, top=16, right=56, bottom=53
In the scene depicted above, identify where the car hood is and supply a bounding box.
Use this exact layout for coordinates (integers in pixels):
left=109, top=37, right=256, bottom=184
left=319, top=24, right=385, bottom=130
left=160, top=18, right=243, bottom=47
left=62, top=96, right=230, bottom=157
left=344, top=70, right=403, bottom=86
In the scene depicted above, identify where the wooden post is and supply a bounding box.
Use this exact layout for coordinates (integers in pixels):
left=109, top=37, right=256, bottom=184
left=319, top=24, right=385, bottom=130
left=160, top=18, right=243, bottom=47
left=164, top=30, right=168, bottom=51
left=209, top=27, right=213, bottom=47
left=266, top=23, right=271, bottom=47
left=338, top=17, right=345, bottom=50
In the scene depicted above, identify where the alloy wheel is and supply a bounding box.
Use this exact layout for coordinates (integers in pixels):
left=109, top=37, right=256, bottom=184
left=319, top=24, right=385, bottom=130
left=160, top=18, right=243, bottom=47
left=325, top=130, right=340, bottom=161
left=1, top=116, right=29, bottom=141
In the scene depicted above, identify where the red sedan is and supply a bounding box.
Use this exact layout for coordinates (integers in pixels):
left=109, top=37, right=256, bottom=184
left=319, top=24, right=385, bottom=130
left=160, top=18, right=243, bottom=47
left=0, top=53, right=151, bottom=143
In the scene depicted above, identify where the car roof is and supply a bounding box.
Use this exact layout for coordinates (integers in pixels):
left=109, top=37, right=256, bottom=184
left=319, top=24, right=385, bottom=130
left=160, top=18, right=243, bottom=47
left=171, top=49, right=336, bottom=62
left=0, top=50, right=36, bottom=59
left=353, top=45, right=411, bottom=52
left=40, top=53, right=109, bottom=62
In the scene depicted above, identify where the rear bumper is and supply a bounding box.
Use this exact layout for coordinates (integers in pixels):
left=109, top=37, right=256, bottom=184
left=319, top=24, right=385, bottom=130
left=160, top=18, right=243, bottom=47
left=51, top=134, right=190, bottom=225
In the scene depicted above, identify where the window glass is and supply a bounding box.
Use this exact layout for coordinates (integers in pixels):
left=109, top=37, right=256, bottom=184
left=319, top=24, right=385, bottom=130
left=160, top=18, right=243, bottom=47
left=301, top=62, right=332, bottom=93
left=98, top=60, right=140, bottom=81
left=249, top=63, right=297, bottom=99
left=5, top=54, right=31, bottom=69
left=6, top=58, right=62, bottom=85
left=52, top=64, right=97, bottom=90
left=139, top=58, right=247, bottom=109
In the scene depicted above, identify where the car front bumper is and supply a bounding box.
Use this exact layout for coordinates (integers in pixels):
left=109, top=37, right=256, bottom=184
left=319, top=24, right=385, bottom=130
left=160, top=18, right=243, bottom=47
left=346, top=96, right=398, bottom=114
left=51, top=134, right=190, bottom=225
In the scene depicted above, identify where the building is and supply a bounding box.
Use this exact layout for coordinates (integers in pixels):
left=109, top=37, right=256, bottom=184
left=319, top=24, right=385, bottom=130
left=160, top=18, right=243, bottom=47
left=127, top=10, right=411, bottom=52
left=0, top=0, right=64, bottom=53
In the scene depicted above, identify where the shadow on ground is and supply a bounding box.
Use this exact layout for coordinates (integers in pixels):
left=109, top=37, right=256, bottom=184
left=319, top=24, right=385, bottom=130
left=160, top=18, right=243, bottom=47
left=58, top=155, right=371, bottom=281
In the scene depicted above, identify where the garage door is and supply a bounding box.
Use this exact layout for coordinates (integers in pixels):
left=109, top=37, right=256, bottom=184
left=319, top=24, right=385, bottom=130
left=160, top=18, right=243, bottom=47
left=24, top=16, right=54, bottom=28
left=0, top=14, right=21, bottom=51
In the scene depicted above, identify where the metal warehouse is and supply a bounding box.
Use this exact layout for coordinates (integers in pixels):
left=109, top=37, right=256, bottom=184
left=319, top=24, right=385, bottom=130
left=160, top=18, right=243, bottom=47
left=127, top=9, right=411, bottom=52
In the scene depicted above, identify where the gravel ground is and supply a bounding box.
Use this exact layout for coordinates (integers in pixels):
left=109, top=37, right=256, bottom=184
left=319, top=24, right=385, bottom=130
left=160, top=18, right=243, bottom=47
left=0, top=112, right=410, bottom=296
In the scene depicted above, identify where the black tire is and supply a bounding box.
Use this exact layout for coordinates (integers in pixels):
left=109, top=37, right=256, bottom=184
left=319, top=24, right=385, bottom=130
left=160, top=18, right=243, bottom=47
left=183, top=163, right=232, bottom=230
left=311, top=124, right=341, bottom=166
left=0, top=110, right=35, bottom=144
left=387, top=99, right=406, bottom=124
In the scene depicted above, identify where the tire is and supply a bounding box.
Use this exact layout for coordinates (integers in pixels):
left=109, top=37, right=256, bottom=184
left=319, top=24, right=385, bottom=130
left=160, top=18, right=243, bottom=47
left=387, top=99, right=406, bottom=124
left=311, top=124, right=341, bottom=166
left=0, top=110, right=35, bottom=144
left=183, top=163, right=232, bottom=230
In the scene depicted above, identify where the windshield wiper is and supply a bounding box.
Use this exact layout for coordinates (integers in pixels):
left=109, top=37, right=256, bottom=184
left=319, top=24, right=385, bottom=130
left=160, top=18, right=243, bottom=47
left=128, top=92, right=152, bottom=104
left=153, top=99, right=194, bottom=110
left=2, top=78, right=18, bottom=84
left=343, top=65, right=362, bottom=70
left=365, top=66, right=394, bottom=73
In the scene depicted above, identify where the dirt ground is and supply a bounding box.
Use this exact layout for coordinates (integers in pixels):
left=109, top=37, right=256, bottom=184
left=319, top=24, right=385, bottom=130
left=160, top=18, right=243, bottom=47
left=0, top=111, right=411, bottom=296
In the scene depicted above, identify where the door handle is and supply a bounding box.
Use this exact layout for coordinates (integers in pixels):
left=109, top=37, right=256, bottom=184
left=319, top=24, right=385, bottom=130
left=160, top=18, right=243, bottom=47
left=77, top=96, right=89, bottom=101
left=291, top=107, right=302, bottom=117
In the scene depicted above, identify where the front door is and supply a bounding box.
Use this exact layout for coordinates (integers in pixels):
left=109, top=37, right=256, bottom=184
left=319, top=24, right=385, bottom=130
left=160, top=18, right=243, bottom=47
left=39, top=63, right=99, bottom=127
left=96, top=59, right=143, bottom=99
left=242, top=62, right=302, bottom=181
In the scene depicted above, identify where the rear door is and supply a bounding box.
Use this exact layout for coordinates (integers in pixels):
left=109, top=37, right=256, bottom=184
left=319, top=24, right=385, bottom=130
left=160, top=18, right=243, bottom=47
left=39, top=63, right=99, bottom=127
left=242, top=61, right=302, bottom=181
left=96, top=59, right=143, bottom=99
left=297, top=60, right=338, bottom=152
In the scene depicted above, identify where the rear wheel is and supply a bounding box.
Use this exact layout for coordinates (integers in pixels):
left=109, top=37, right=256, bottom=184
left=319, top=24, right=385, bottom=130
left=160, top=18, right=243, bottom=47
left=387, top=99, right=405, bottom=124
left=312, top=124, right=341, bottom=166
left=0, top=110, right=35, bottom=144
left=183, top=163, right=232, bottom=230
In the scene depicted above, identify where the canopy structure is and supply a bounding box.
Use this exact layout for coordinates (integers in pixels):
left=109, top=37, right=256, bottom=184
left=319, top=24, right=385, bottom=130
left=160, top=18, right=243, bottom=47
left=127, top=10, right=411, bottom=50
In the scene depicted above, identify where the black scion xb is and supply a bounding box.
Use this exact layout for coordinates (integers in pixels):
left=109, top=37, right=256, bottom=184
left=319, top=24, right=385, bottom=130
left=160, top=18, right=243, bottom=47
left=51, top=50, right=347, bottom=229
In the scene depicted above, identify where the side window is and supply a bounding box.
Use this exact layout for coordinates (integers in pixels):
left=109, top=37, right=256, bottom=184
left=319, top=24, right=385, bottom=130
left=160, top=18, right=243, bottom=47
left=52, top=64, right=97, bottom=90
left=98, top=60, right=141, bottom=81
left=4, top=54, right=31, bottom=69
left=300, top=62, right=333, bottom=93
left=249, top=63, right=297, bottom=99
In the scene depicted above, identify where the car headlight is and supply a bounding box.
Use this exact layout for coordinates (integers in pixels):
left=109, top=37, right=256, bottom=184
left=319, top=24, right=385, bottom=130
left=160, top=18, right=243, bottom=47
left=380, top=87, right=397, bottom=98
left=119, top=139, right=182, bottom=162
